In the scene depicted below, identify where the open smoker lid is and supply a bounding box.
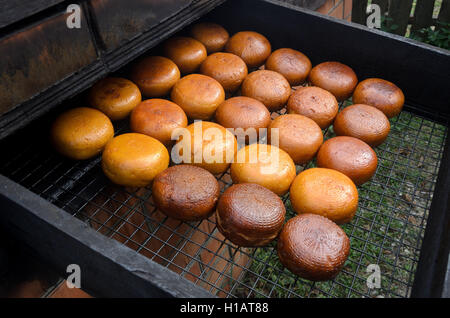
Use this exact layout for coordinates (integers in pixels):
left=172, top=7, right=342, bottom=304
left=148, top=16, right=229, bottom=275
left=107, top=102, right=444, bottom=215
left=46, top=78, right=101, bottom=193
left=0, top=0, right=227, bottom=140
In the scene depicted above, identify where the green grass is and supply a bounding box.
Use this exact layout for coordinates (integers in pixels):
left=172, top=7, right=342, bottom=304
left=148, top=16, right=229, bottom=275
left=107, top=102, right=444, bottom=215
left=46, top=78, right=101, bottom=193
left=234, top=107, right=447, bottom=298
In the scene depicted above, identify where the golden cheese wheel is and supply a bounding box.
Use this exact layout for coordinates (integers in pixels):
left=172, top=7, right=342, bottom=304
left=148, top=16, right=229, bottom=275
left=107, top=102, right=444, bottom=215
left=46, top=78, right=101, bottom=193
left=231, top=143, right=296, bottom=196
left=173, top=121, right=237, bottom=175
left=101, top=133, right=169, bottom=187
left=51, top=107, right=114, bottom=160
left=171, top=74, right=225, bottom=120
left=289, top=168, right=358, bottom=224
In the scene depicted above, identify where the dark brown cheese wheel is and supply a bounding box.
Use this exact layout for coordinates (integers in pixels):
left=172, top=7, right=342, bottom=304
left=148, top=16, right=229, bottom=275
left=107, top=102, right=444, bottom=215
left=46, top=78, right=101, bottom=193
left=163, top=36, right=207, bottom=74
left=130, top=56, right=180, bottom=98
left=265, top=48, right=312, bottom=86
left=216, top=183, right=286, bottom=247
left=241, top=70, right=291, bottom=111
left=190, top=22, right=229, bottom=53
left=200, top=52, right=248, bottom=93
left=88, top=77, right=142, bottom=120
left=316, top=136, right=378, bottom=185
left=268, top=114, right=323, bottom=165
left=333, top=104, right=390, bottom=147
left=277, top=213, right=350, bottom=281
left=352, top=78, right=404, bottom=118
left=152, top=165, right=220, bottom=221
left=130, top=99, right=188, bottom=147
left=287, top=86, right=339, bottom=129
left=309, top=61, right=358, bottom=101
left=225, top=31, right=271, bottom=68
left=214, top=96, right=271, bottom=143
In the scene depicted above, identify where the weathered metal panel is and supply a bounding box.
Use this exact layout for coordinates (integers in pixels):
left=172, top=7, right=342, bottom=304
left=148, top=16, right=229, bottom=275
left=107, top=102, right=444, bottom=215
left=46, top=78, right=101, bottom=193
left=90, top=0, right=193, bottom=52
left=0, top=9, right=97, bottom=116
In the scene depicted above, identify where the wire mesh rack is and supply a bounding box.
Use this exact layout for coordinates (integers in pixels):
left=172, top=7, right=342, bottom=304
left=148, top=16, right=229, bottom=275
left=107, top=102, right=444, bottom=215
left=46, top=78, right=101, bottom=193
left=0, top=89, right=447, bottom=298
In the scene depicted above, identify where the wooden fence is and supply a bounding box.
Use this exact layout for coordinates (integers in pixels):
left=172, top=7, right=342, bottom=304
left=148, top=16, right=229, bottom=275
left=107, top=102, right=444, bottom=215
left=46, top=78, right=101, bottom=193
left=352, top=0, right=450, bottom=35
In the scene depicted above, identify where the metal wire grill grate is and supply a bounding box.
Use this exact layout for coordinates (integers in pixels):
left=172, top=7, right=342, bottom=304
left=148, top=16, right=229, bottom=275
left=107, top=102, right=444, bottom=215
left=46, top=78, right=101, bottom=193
left=0, top=98, right=447, bottom=298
